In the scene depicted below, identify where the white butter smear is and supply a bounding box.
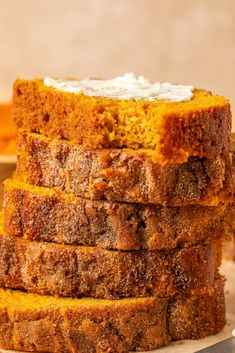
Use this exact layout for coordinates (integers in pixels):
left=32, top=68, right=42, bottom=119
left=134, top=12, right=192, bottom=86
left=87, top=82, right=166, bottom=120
left=44, top=73, right=194, bottom=102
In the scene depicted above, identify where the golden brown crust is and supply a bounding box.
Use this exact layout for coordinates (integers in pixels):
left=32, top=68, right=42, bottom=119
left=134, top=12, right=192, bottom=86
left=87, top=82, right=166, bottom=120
left=0, top=228, right=221, bottom=299
left=15, top=131, right=233, bottom=206
left=167, top=277, right=225, bottom=340
left=0, top=278, right=225, bottom=353
left=13, top=79, right=232, bottom=163
left=3, top=178, right=234, bottom=251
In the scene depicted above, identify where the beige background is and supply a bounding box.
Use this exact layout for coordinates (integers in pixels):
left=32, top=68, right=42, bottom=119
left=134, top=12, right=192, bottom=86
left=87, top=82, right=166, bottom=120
left=0, top=0, right=235, bottom=123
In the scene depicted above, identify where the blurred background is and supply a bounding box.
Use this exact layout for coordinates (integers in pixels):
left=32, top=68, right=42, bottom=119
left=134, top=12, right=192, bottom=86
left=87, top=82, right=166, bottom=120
left=0, top=0, right=234, bottom=201
left=0, top=0, right=235, bottom=109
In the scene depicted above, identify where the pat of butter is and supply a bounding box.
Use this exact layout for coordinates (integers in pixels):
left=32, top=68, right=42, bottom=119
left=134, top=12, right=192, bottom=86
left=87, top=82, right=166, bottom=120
left=44, top=73, right=194, bottom=102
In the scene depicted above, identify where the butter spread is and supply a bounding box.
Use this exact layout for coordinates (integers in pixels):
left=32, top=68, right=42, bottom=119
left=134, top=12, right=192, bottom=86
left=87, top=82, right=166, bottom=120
left=44, top=74, right=194, bottom=102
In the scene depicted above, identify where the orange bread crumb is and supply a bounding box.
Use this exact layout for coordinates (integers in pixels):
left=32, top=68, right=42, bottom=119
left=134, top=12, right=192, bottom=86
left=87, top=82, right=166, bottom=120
left=13, top=78, right=231, bottom=163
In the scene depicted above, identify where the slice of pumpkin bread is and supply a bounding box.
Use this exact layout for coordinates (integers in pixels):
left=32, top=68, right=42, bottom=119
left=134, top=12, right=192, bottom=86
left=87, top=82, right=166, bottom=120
left=0, top=278, right=225, bottom=353
left=3, top=178, right=234, bottom=251
left=0, top=221, right=221, bottom=299
left=15, top=130, right=233, bottom=206
left=13, top=77, right=231, bottom=163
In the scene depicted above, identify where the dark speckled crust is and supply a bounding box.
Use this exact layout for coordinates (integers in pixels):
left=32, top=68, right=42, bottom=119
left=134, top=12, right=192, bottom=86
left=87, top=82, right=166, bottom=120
left=0, top=278, right=225, bottom=353
left=3, top=179, right=234, bottom=250
left=0, top=229, right=221, bottom=299
left=223, top=143, right=235, bottom=260
left=15, top=131, right=233, bottom=206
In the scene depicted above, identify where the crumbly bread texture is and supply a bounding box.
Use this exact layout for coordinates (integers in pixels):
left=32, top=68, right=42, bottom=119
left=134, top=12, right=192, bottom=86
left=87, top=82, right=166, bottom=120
left=13, top=79, right=232, bottom=163
left=15, top=130, right=233, bottom=206
left=0, top=278, right=225, bottom=353
left=3, top=178, right=234, bottom=251
left=0, top=221, right=221, bottom=299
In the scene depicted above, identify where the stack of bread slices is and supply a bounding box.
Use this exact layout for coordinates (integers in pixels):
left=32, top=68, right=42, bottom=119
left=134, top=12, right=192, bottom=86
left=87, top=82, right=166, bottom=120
left=0, top=75, right=234, bottom=353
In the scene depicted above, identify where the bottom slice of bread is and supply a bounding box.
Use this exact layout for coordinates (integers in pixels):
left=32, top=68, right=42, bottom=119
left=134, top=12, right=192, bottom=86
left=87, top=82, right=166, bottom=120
left=0, top=278, right=225, bottom=353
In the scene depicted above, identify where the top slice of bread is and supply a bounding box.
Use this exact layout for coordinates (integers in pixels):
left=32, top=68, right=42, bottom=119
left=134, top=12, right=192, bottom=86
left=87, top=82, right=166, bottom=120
left=13, top=79, right=231, bottom=163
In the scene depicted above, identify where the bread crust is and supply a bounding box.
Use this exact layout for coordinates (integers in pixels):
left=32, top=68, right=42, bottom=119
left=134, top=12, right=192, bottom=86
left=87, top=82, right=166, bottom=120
left=3, top=179, right=234, bottom=251
left=0, top=279, right=225, bottom=353
left=15, top=131, right=233, bottom=206
left=13, top=79, right=232, bottom=163
left=0, top=229, right=221, bottom=299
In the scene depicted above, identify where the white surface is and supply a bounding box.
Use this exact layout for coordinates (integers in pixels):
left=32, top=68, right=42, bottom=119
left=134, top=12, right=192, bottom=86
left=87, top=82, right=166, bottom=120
left=44, top=74, right=194, bottom=101
left=0, top=260, right=234, bottom=353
